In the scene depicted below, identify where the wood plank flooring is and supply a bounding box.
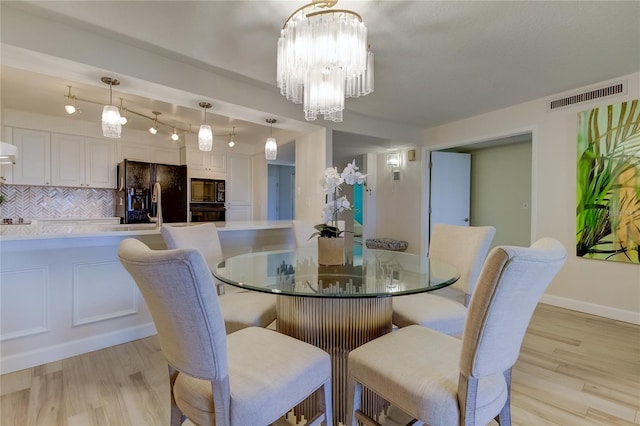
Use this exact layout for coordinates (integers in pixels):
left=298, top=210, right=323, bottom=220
left=1, top=304, right=639, bottom=425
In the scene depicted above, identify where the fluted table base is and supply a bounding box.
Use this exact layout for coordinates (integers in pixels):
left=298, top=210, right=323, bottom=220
left=277, top=296, right=392, bottom=424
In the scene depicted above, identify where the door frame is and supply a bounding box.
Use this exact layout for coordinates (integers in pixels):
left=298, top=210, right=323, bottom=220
left=421, top=126, right=538, bottom=257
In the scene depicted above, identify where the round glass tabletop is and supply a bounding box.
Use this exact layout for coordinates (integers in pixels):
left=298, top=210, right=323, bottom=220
left=213, top=247, right=459, bottom=298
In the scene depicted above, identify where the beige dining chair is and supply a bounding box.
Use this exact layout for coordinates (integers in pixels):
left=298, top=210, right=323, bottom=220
left=392, top=224, right=496, bottom=335
left=161, top=223, right=277, bottom=334
left=118, top=239, right=333, bottom=426
left=347, top=237, right=566, bottom=426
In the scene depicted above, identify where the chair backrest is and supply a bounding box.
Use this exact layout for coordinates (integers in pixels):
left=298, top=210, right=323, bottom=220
left=161, top=223, right=223, bottom=268
left=428, top=224, right=496, bottom=297
left=292, top=220, right=319, bottom=248
left=117, top=238, right=229, bottom=381
left=459, top=237, right=566, bottom=379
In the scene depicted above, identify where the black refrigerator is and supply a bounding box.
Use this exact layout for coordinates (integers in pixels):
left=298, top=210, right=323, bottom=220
left=115, top=160, right=188, bottom=224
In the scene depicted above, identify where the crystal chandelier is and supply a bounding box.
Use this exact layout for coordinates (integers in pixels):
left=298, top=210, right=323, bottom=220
left=101, top=77, right=122, bottom=138
left=198, top=102, right=213, bottom=151
left=276, top=0, right=374, bottom=122
left=265, top=119, right=277, bottom=160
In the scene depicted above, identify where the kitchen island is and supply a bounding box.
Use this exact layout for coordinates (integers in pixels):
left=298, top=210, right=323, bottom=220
left=0, top=221, right=294, bottom=374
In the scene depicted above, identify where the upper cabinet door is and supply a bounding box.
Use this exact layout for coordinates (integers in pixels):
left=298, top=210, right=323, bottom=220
left=185, top=147, right=226, bottom=178
left=51, top=133, right=85, bottom=187
left=13, top=128, right=51, bottom=186
left=85, top=138, right=116, bottom=188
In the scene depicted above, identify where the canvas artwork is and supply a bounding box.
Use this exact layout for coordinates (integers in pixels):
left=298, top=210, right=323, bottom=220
left=576, top=99, right=640, bottom=264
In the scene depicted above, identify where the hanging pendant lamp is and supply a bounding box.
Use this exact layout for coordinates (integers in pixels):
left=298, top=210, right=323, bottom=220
left=101, top=77, right=122, bottom=138
left=198, top=102, right=213, bottom=151
left=265, top=118, right=277, bottom=160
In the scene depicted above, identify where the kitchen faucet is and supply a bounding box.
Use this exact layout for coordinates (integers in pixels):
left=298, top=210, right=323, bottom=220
left=148, top=182, right=162, bottom=228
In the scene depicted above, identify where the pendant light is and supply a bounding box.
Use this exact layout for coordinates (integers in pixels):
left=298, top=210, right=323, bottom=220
left=265, top=118, right=277, bottom=160
left=198, top=102, right=213, bottom=151
left=149, top=111, right=160, bottom=135
left=101, top=77, right=122, bottom=138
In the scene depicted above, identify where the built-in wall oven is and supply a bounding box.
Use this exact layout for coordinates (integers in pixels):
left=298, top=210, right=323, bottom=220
left=190, top=203, right=226, bottom=222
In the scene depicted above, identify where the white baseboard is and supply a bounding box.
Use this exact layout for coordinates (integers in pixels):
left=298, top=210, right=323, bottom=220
left=0, top=323, right=157, bottom=375
left=541, top=294, right=640, bottom=325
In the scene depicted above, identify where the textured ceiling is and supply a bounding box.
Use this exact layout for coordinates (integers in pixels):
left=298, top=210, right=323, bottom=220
left=1, top=1, right=639, bottom=159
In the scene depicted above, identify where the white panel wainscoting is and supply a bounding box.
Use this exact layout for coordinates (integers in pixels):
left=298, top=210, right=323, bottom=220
left=0, top=233, right=159, bottom=374
left=0, top=267, right=49, bottom=341
left=72, top=260, right=139, bottom=326
left=0, top=221, right=295, bottom=374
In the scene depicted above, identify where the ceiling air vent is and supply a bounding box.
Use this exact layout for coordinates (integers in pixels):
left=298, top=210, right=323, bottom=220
left=549, top=81, right=626, bottom=111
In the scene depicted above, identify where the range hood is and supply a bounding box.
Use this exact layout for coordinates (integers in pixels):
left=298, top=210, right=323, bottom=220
left=0, top=141, right=18, bottom=164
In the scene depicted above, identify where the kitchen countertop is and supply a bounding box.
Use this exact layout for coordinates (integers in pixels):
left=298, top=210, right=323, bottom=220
left=0, top=220, right=293, bottom=241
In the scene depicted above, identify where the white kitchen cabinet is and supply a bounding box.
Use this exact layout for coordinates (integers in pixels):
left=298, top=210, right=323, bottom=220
left=183, top=146, right=226, bottom=178
left=12, top=128, right=51, bottom=186
left=51, top=134, right=116, bottom=188
left=0, top=164, right=13, bottom=185
left=118, top=142, right=150, bottom=163
left=1, top=127, right=13, bottom=184
left=151, top=147, right=180, bottom=165
left=226, top=153, right=252, bottom=221
left=85, top=138, right=116, bottom=188
left=51, top=133, right=84, bottom=187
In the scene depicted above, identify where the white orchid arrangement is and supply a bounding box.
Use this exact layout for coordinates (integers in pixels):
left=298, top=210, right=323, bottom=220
left=313, top=159, right=367, bottom=238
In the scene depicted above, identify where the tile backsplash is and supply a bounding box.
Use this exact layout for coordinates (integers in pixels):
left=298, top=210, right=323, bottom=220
left=0, top=185, right=114, bottom=219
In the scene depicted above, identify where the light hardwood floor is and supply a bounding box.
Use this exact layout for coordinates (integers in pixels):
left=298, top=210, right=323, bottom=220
left=1, top=304, right=639, bottom=426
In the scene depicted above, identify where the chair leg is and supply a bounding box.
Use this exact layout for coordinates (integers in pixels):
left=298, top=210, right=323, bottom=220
left=458, top=373, right=479, bottom=426
left=348, top=377, right=363, bottom=426
left=495, top=368, right=512, bottom=426
left=320, top=379, right=334, bottom=426
left=168, top=365, right=186, bottom=426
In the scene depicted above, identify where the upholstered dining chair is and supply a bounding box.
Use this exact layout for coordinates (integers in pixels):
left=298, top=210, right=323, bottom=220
left=118, top=238, right=333, bottom=426
left=392, top=224, right=496, bottom=335
left=161, top=223, right=277, bottom=334
left=347, top=238, right=566, bottom=426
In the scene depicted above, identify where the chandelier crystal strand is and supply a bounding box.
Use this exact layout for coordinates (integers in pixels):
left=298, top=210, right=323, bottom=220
left=277, top=2, right=373, bottom=122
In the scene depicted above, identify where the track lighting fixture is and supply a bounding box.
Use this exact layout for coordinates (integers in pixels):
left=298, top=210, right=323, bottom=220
left=119, top=98, right=128, bottom=125
left=149, top=111, right=160, bottom=135
left=64, top=86, right=77, bottom=115
left=171, top=128, right=180, bottom=141
left=64, top=82, right=196, bottom=140
left=265, top=118, right=277, bottom=160
left=198, top=102, right=213, bottom=151
left=228, top=127, right=236, bottom=147
left=101, top=77, right=122, bottom=138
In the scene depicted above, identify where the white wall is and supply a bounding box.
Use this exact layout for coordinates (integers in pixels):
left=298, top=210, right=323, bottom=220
left=424, top=73, right=640, bottom=323
left=373, top=148, right=425, bottom=255
left=294, top=128, right=330, bottom=223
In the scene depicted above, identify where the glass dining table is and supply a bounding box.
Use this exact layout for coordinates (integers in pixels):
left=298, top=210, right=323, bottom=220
left=213, top=246, right=459, bottom=424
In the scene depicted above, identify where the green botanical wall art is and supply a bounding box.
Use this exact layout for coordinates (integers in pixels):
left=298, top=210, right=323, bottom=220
left=577, top=99, right=640, bottom=264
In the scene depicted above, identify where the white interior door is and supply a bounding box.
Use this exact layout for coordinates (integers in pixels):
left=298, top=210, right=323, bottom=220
left=429, top=151, right=471, bottom=230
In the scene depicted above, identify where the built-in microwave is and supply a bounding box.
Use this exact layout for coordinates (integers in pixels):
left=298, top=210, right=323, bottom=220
left=191, top=178, right=225, bottom=203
